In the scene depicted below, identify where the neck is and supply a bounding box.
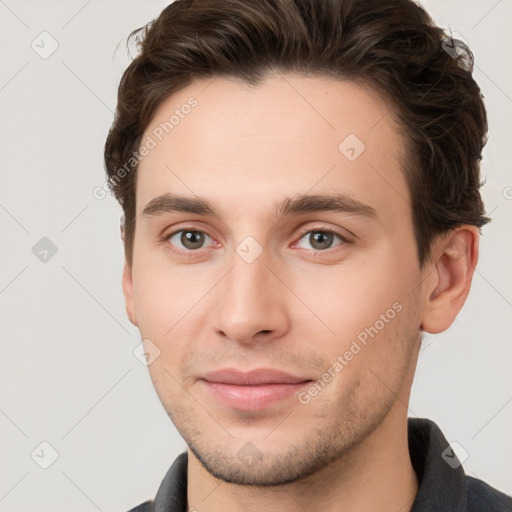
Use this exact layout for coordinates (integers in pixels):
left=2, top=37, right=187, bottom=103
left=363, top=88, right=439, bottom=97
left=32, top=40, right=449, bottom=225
left=187, top=402, right=419, bottom=512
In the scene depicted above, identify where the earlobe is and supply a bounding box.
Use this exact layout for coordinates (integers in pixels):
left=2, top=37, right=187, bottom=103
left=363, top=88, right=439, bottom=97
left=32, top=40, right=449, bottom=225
left=122, top=260, right=138, bottom=327
left=420, top=227, right=479, bottom=334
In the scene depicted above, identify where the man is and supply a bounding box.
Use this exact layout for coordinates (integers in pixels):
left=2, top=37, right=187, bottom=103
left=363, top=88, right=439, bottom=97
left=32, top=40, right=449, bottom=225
left=103, top=0, right=512, bottom=510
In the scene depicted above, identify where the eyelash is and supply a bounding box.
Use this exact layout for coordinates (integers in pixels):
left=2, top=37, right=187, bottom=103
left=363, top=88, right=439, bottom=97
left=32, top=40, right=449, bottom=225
left=161, top=224, right=350, bottom=256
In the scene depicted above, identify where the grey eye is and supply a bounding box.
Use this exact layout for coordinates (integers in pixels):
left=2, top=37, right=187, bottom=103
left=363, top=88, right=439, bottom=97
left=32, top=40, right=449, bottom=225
left=296, top=230, right=343, bottom=251
left=169, top=230, right=211, bottom=250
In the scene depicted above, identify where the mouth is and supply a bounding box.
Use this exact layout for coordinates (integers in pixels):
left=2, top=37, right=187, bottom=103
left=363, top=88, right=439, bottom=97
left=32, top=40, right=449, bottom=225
left=200, top=368, right=313, bottom=411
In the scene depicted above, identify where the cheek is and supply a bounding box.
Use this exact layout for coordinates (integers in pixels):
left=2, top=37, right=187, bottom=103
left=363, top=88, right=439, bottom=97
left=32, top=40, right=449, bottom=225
left=131, top=263, right=205, bottom=377
left=289, top=262, right=405, bottom=337
left=290, top=260, right=418, bottom=387
left=131, top=259, right=195, bottom=336
left=320, top=301, right=417, bottom=411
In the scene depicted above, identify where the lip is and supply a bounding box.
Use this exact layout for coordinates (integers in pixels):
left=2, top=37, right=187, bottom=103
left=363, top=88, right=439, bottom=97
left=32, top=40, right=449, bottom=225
left=200, top=368, right=312, bottom=410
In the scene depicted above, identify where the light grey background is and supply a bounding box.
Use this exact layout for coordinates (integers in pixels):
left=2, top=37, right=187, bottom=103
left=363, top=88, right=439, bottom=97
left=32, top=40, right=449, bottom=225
left=0, top=1, right=511, bottom=510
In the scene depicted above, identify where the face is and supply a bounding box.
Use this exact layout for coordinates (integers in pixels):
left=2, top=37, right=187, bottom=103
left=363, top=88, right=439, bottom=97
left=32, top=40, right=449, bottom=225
left=124, top=74, right=427, bottom=485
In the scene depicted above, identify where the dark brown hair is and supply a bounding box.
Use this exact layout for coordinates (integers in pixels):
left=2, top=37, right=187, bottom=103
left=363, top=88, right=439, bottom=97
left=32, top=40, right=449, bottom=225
left=104, top=0, right=490, bottom=267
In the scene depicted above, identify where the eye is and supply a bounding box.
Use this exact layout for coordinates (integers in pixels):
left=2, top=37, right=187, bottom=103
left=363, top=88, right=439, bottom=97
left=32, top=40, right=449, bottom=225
left=295, top=229, right=346, bottom=251
left=163, top=227, right=348, bottom=255
left=166, top=229, right=213, bottom=251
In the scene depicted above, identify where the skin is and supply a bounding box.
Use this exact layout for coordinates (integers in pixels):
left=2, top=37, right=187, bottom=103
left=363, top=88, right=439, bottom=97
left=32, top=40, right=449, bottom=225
left=122, top=74, right=479, bottom=512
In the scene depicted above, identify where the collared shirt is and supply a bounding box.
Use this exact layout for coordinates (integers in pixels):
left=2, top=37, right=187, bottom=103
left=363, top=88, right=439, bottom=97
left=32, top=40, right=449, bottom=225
left=127, top=417, right=512, bottom=511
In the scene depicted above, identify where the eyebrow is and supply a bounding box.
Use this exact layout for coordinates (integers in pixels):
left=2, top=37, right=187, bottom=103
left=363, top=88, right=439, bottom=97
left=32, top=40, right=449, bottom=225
left=141, top=192, right=378, bottom=221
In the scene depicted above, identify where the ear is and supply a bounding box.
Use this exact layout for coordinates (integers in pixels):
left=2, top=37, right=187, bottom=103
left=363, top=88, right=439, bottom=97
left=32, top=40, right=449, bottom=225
left=122, top=259, right=138, bottom=327
left=120, top=214, right=138, bottom=326
left=420, top=226, right=479, bottom=334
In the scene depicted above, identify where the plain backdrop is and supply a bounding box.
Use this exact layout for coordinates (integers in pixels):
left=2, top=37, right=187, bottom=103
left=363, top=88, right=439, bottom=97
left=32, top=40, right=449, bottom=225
left=1, top=1, right=511, bottom=510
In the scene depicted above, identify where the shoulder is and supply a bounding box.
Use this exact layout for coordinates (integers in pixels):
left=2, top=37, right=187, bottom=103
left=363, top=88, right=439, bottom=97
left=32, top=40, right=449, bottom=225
left=125, top=500, right=154, bottom=512
left=466, top=476, right=512, bottom=511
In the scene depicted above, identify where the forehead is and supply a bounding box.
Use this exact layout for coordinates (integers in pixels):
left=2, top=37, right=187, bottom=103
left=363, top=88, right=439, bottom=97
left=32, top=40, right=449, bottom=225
left=136, top=74, right=409, bottom=224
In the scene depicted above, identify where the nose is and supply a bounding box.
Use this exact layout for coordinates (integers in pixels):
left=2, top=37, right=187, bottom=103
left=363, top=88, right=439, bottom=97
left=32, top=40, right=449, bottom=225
left=213, top=248, right=291, bottom=345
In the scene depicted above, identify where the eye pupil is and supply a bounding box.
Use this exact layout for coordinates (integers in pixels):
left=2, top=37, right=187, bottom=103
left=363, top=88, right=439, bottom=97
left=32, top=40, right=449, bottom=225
left=181, top=230, right=204, bottom=249
left=310, top=231, right=333, bottom=250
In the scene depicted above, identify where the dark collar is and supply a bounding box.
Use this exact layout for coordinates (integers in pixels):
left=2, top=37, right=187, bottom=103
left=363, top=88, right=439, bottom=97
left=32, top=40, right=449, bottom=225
left=150, top=417, right=509, bottom=511
left=408, top=417, right=467, bottom=511
left=153, top=451, right=188, bottom=512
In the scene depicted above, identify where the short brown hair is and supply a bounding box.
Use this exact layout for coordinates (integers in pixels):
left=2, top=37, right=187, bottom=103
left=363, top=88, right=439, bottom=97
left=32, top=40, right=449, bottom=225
left=104, top=0, right=490, bottom=267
